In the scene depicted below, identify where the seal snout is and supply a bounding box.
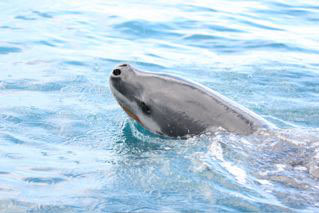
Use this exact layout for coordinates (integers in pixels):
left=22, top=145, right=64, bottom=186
left=110, top=63, right=136, bottom=95
left=111, top=64, right=132, bottom=78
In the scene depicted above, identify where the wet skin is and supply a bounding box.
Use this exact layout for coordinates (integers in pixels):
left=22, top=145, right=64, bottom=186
left=109, top=64, right=274, bottom=137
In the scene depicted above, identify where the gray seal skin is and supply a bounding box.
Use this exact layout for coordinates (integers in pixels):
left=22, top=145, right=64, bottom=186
left=109, top=64, right=275, bottom=137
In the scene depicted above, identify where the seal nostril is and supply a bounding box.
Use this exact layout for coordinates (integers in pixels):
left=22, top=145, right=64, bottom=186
left=113, top=69, right=121, bottom=76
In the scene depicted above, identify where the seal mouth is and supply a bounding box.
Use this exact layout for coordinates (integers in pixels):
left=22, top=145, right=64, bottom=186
left=118, top=102, right=143, bottom=125
left=110, top=81, right=140, bottom=123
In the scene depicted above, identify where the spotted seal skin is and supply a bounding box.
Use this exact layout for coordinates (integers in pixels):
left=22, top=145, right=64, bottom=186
left=109, top=64, right=275, bottom=137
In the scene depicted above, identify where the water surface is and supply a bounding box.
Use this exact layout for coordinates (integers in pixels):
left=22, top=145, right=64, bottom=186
left=1, top=0, right=319, bottom=212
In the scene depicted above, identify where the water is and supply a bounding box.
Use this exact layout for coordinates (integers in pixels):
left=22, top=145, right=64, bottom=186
left=1, top=0, right=319, bottom=212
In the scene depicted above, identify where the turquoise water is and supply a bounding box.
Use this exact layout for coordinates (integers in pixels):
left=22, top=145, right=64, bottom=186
left=1, top=0, right=319, bottom=212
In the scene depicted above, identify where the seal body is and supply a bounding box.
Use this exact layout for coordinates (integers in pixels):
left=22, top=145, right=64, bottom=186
left=109, top=64, right=274, bottom=137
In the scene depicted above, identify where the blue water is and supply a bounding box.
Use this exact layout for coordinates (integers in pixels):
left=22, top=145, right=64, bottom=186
left=1, top=0, right=319, bottom=212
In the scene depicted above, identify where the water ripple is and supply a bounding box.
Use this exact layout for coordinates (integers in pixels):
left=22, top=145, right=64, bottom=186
left=15, top=15, right=36, bottom=21
left=32, top=10, right=53, bottom=19
left=24, top=177, right=65, bottom=184
left=0, top=46, right=21, bottom=54
left=113, top=20, right=181, bottom=39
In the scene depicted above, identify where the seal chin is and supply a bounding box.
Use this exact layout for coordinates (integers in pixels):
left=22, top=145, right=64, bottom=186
left=109, top=81, right=143, bottom=126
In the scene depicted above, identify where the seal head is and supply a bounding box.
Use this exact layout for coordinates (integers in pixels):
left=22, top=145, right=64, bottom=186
left=109, top=64, right=164, bottom=135
left=109, top=64, right=273, bottom=137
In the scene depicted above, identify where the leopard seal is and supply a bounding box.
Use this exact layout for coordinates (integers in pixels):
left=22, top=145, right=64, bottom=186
left=109, top=64, right=274, bottom=137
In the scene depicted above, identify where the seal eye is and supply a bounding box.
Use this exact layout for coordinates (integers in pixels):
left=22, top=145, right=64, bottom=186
left=113, top=69, right=121, bottom=76
left=140, top=101, right=151, bottom=114
left=119, top=64, right=128, bottom=67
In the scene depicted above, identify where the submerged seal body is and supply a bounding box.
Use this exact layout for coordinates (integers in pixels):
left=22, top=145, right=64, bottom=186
left=109, top=64, right=274, bottom=137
